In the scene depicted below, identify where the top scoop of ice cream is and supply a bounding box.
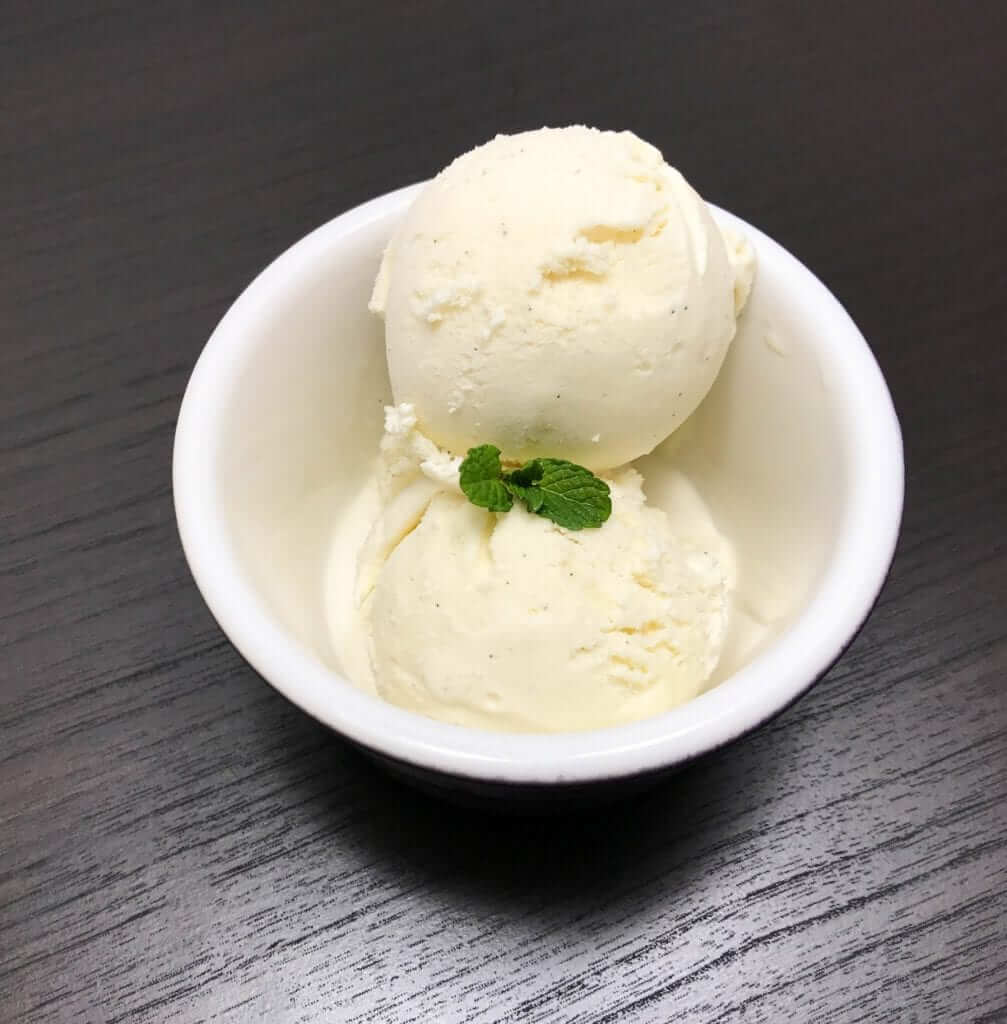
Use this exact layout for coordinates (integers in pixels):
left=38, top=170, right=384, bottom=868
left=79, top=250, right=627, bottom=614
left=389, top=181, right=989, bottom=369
left=370, top=125, right=753, bottom=471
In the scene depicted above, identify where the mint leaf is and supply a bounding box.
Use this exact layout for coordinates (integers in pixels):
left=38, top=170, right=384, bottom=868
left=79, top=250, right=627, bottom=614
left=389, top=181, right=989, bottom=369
left=505, top=479, right=546, bottom=512
left=502, top=461, right=545, bottom=512
left=505, top=462, right=544, bottom=488
left=459, top=444, right=513, bottom=512
left=523, top=458, right=611, bottom=529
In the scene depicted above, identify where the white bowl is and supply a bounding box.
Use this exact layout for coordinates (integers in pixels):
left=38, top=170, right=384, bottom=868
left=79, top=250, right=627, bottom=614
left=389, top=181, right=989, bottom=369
left=173, top=183, right=903, bottom=802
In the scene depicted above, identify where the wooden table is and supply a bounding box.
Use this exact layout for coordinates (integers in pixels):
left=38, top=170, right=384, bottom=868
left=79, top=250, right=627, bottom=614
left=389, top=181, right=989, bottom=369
left=4, top=3, right=1005, bottom=1021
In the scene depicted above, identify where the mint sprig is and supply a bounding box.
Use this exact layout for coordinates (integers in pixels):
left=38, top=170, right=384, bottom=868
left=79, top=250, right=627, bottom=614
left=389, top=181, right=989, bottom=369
left=459, top=445, right=611, bottom=530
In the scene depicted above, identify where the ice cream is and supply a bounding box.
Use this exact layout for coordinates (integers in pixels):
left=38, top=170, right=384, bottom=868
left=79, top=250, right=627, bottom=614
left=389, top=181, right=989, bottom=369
left=339, top=126, right=756, bottom=733
left=355, top=409, right=729, bottom=732
left=370, top=126, right=751, bottom=471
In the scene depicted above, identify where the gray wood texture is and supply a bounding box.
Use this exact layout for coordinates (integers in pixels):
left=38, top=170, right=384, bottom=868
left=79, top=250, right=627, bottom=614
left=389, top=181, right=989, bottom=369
left=2, top=2, right=1005, bottom=1021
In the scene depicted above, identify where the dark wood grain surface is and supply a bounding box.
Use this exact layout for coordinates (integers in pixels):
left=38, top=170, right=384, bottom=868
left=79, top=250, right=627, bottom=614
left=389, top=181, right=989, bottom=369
left=3, top=3, right=1005, bottom=1021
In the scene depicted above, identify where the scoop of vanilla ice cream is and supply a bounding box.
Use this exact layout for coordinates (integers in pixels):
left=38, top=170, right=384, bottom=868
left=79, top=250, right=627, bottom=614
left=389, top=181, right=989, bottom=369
left=370, top=125, right=753, bottom=471
left=357, top=465, right=729, bottom=732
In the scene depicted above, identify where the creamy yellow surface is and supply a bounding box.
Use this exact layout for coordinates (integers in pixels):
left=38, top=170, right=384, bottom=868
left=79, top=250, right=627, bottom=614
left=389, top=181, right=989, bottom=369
left=370, top=126, right=753, bottom=471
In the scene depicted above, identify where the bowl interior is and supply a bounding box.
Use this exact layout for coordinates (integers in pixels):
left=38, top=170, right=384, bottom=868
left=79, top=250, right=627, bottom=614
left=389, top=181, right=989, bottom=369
left=213, top=191, right=845, bottom=687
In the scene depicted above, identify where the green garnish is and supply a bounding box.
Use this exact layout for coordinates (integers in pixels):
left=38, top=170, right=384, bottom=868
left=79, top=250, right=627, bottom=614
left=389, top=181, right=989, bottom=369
left=458, top=444, right=514, bottom=512
left=459, top=444, right=611, bottom=530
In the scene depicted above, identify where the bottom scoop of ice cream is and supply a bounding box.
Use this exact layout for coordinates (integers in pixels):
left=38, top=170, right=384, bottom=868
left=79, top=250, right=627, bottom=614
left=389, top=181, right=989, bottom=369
left=356, top=458, right=729, bottom=733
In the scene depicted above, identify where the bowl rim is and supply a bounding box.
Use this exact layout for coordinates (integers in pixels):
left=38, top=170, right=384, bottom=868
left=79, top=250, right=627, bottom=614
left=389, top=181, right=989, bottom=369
left=173, top=182, right=904, bottom=785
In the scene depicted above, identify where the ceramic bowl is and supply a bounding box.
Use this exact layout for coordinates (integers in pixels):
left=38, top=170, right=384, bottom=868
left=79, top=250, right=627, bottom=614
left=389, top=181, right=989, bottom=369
left=173, top=184, right=903, bottom=805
